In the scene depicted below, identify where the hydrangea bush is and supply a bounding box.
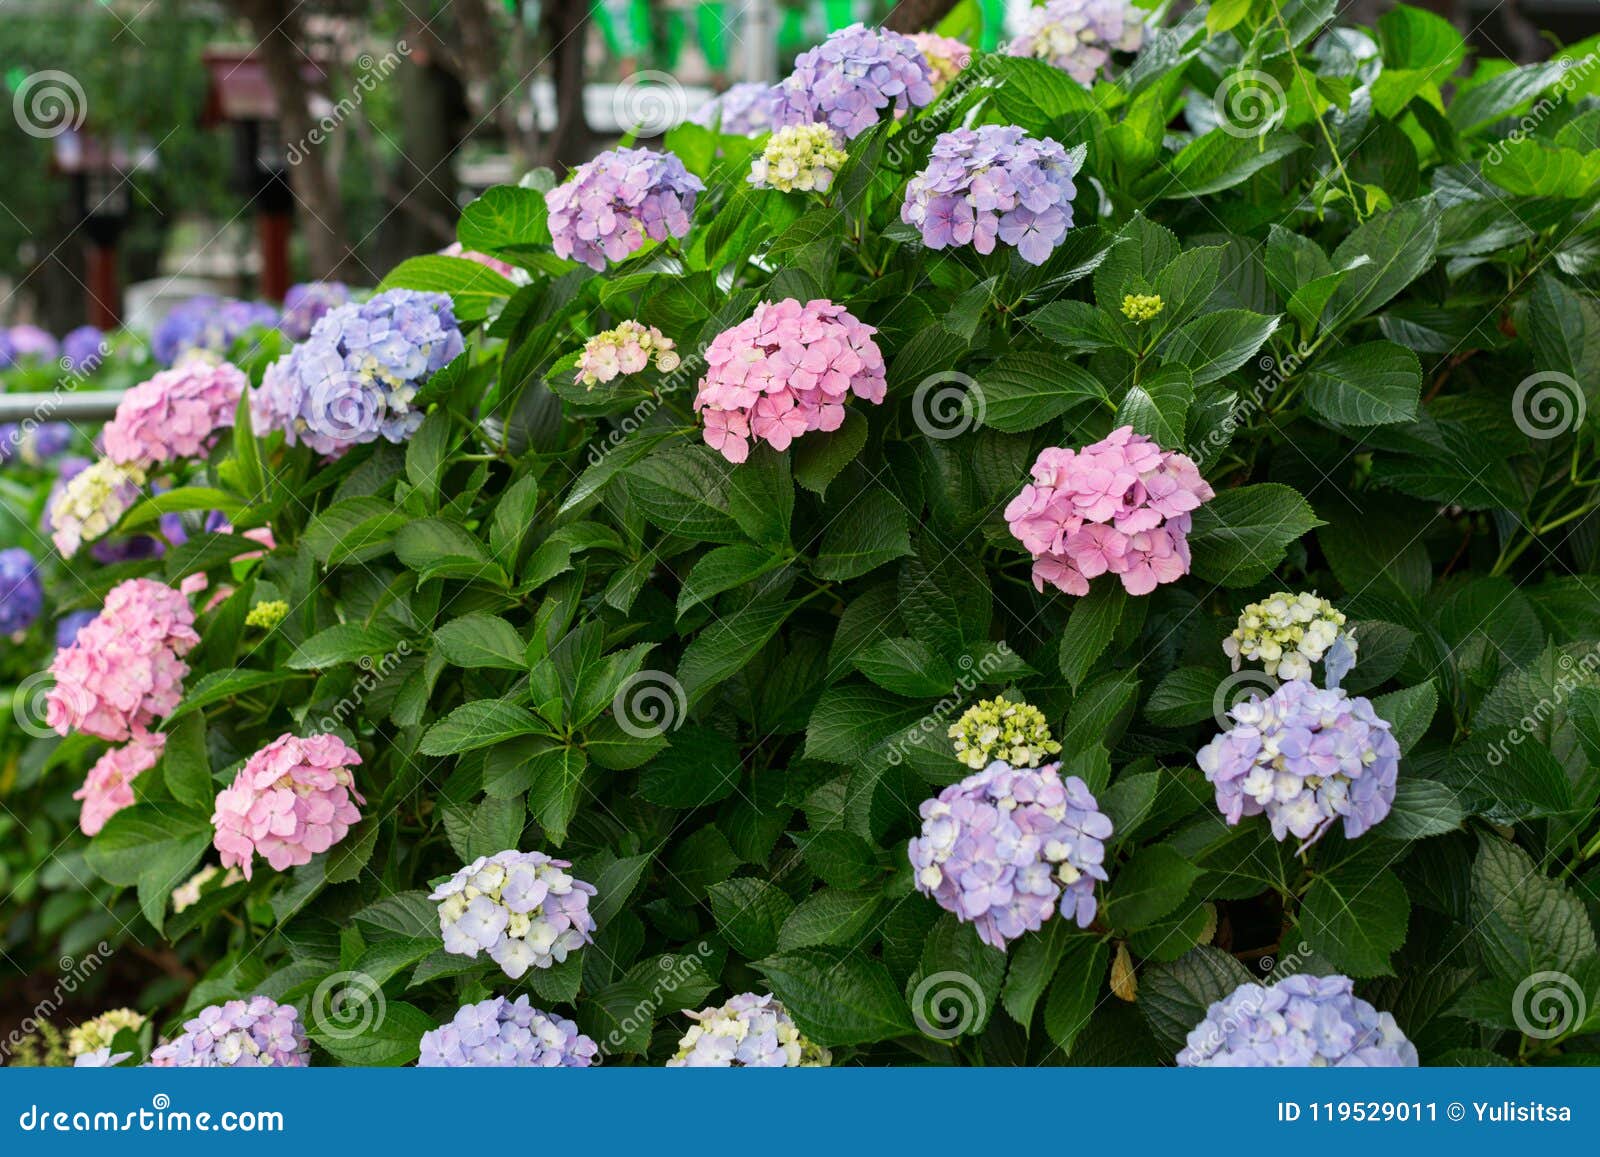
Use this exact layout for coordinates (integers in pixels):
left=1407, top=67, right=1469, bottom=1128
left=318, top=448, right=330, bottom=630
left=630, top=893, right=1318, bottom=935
left=5, top=4, right=1600, bottom=1070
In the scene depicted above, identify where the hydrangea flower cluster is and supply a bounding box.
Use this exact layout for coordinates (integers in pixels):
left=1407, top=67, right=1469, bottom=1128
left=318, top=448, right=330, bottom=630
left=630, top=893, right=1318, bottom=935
left=61, top=325, right=107, bottom=373
left=47, top=458, right=146, bottom=557
left=252, top=289, right=464, bottom=456
left=949, top=696, right=1062, bottom=770
left=430, top=850, right=598, bottom=979
left=1122, top=293, right=1163, bottom=322
left=668, top=993, right=831, bottom=1067
left=693, top=298, right=887, bottom=464
left=438, top=241, right=531, bottom=285
left=8, top=325, right=58, bottom=361
left=279, top=281, right=352, bottom=340
left=151, top=297, right=278, bottom=366
left=575, top=320, right=680, bottom=388
left=908, top=760, right=1113, bottom=950
left=1007, top=0, right=1145, bottom=86
left=171, top=864, right=245, bottom=913
left=211, top=733, right=365, bottom=879
left=418, top=996, right=599, bottom=1068
left=55, top=609, right=97, bottom=650
left=245, top=599, right=289, bottom=629
left=772, top=23, right=935, bottom=140
left=546, top=147, right=704, bottom=271
left=68, top=1008, right=146, bottom=1058
left=146, top=997, right=310, bottom=1068
left=75, top=1047, right=133, bottom=1067
left=908, top=32, right=972, bottom=94
left=1177, top=974, right=1418, bottom=1067
left=901, top=125, right=1081, bottom=266
left=102, top=360, right=247, bottom=468
left=47, top=578, right=198, bottom=742
left=1004, top=426, right=1214, bottom=597
left=749, top=123, right=849, bottom=194
left=1198, top=679, right=1400, bottom=845
left=1224, top=592, right=1354, bottom=681
left=0, top=548, right=42, bottom=638
left=74, top=731, right=166, bottom=836
left=692, top=81, right=779, bottom=135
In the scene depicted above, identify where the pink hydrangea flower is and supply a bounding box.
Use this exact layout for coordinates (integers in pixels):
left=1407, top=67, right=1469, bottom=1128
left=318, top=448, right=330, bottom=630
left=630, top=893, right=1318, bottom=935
left=74, top=732, right=166, bottom=835
left=211, top=733, right=365, bottom=879
left=46, top=579, right=199, bottom=742
left=102, top=360, right=248, bottom=467
left=1005, top=426, right=1214, bottom=597
left=908, top=32, right=973, bottom=93
left=693, top=298, right=887, bottom=463
left=438, top=241, right=531, bottom=286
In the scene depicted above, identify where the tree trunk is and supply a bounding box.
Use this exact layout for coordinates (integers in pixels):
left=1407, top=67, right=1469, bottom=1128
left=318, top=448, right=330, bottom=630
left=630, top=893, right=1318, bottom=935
left=231, top=0, right=355, bottom=280
left=883, top=0, right=963, bottom=35
left=539, top=0, right=596, bottom=172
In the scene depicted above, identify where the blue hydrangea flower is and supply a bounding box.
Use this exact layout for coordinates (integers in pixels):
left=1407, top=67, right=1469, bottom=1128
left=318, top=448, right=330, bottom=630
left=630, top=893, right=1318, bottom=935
left=21, top=423, right=72, bottom=464
left=418, top=996, right=598, bottom=1067
left=280, top=281, right=352, bottom=341
left=692, top=82, right=779, bottom=136
left=430, top=849, right=597, bottom=979
left=772, top=23, right=936, bottom=140
left=61, top=326, right=107, bottom=374
left=1178, top=974, right=1418, bottom=1067
left=1197, top=678, right=1399, bottom=846
left=151, top=296, right=278, bottom=366
left=56, top=609, right=97, bottom=650
left=252, top=288, right=464, bottom=455
left=908, top=759, right=1112, bottom=950
left=146, top=996, right=309, bottom=1067
left=0, top=329, right=15, bottom=368
left=0, top=549, right=43, bottom=638
left=668, top=993, right=831, bottom=1067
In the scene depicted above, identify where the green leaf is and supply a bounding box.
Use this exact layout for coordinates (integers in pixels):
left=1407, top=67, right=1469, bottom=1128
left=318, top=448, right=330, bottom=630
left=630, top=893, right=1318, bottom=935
left=676, top=598, right=799, bottom=707
left=777, top=889, right=882, bottom=951
left=120, top=487, right=243, bottom=532
left=1162, top=310, right=1280, bottom=385
left=287, top=622, right=405, bottom=670
left=1042, top=936, right=1110, bottom=1057
left=526, top=744, right=589, bottom=844
left=1001, top=921, right=1078, bottom=1030
left=726, top=446, right=794, bottom=548
left=432, top=614, right=527, bottom=671
left=83, top=803, right=211, bottom=934
left=458, top=184, right=551, bottom=251
left=1326, top=198, right=1442, bottom=326
left=1379, top=778, right=1464, bottom=840
left=1116, top=366, right=1193, bottom=446
left=1105, top=844, right=1201, bottom=931
left=1059, top=583, right=1126, bottom=692
left=852, top=637, right=955, bottom=698
left=1371, top=681, right=1437, bottom=753
left=161, top=710, right=213, bottom=813
left=310, top=1000, right=433, bottom=1066
left=419, top=699, right=548, bottom=755
left=676, top=544, right=784, bottom=620
left=1139, top=946, right=1254, bottom=1054
left=1187, top=484, right=1321, bottom=586
left=1301, top=858, right=1410, bottom=976
left=1302, top=341, right=1423, bottom=426
left=975, top=354, right=1107, bottom=432
left=710, top=878, right=795, bottom=959
left=793, top=410, right=868, bottom=495
left=814, top=488, right=912, bottom=580
left=395, top=519, right=508, bottom=586
left=378, top=255, right=516, bottom=323
left=755, top=947, right=915, bottom=1046
left=303, top=497, right=408, bottom=565
left=1472, top=837, right=1596, bottom=980
left=627, top=444, right=742, bottom=542
left=638, top=726, right=740, bottom=808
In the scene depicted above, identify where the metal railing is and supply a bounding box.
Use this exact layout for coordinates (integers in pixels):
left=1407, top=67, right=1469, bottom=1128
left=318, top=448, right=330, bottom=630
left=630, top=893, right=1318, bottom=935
left=0, top=391, right=127, bottom=423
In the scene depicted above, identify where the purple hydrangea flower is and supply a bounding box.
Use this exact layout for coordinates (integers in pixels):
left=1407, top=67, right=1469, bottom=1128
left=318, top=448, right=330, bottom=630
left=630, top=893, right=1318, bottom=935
left=0, top=549, right=43, bottom=638
left=0, top=330, right=15, bottom=368
left=1178, top=974, right=1418, bottom=1067
left=430, top=849, right=598, bottom=979
left=252, top=288, right=463, bottom=455
left=902, top=125, right=1081, bottom=265
left=908, top=759, right=1112, bottom=950
left=668, top=993, right=831, bottom=1067
left=151, top=296, right=278, bottom=366
left=1197, top=678, right=1400, bottom=846
left=279, top=281, right=352, bottom=341
left=772, top=23, right=936, bottom=140
left=8, top=325, right=58, bottom=362
left=61, top=326, right=108, bottom=374
left=145, top=996, right=309, bottom=1067
left=23, top=423, right=73, bottom=463
left=1007, top=0, right=1145, bottom=86
left=74, top=1048, right=134, bottom=1067
left=545, top=147, right=704, bottom=272
left=418, top=996, right=598, bottom=1067
left=692, top=82, right=779, bottom=136
left=56, top=609, right=98, bottom=650
left=0, top=424, right=19, bottom=463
